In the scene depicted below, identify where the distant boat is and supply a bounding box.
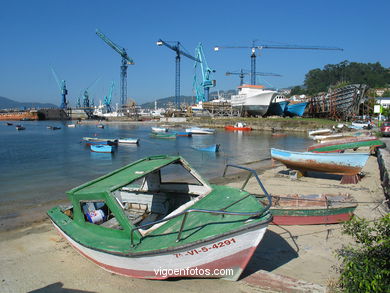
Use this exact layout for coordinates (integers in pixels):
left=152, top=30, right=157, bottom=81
left=90, top=144, right=113, bottom=153
left=118, top=138, right=140, bottom=144
left=97, top=124, right=104, bottom=129
left=284, top=101, right=308, bottom=117
left=150, top=132, right=176, bottom=139
left=16, top=125, right=25, bottom=131
left=270, top=148, right=370, bottom=184
left=225, top=122, right=252, bottom=131
left=67, top=124, right=76, bottom=128
left=47, top=126, right=61, bottom=130
left=308, top=136, right=385, bottom=153
left=193, top=144, right=220, bottom=152
left=259, top=193, right=358, bottom=225
left=6, top=122, right=13, bottom=126
left=151, top=127, right=167, bottom=133
left=83, top=137, right=118, bottom=146
left=185, top=127, right=215, bottom=135
left=271, top=133, right=287, bottom=137
left=173, top=131, right=192, bottom=137
left=308, top=128, right=333, bottom=137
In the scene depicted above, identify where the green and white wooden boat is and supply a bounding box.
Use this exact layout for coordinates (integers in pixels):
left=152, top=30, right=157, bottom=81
left=308, top=136, right=385, bottom=153
left=47, top=156, right=272, bottom=280
left=150, top=132, right=176, bottom=139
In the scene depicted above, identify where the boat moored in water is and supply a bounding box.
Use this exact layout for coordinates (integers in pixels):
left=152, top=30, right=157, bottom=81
left=118, top=138, right=140, bottom=144
left=90, top=144, right=113, bottom=153
left=224, top=122, right=252, bottom=131
left=193, top=144, right=220, bottom=152
left=83, top=137, right=118, bottom=146
left=185, top=127, right=215, bottom=135
left=150, top=132, right=176, bottom=139
left=47, top=155, right=272, bottom=280
left=151, top=127, right=168, bottom=133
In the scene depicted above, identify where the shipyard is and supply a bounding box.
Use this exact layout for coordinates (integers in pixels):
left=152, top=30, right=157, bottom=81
left=1, top=1, right=390, bottom=293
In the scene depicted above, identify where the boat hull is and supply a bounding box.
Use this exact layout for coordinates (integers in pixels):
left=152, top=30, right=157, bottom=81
left=271, top=148, right=369, bottom=176
left=231, top=86, right=276, bottom=117
left=90, top=145, right=113, bottom=153
left=225, top=126, right=252, bottom=131
left=52, top=221, right=268, bottom=281
left=271, top=206, right=356, bottom=225
left=185, top=128, right=215, bottom=135
left=284, top=102, right=308, bottom=117
left=308, top=137, right=385, bottom=153
left=194, top=144, right=220, bottom=152
left=267, top=101, right=289, bottom=116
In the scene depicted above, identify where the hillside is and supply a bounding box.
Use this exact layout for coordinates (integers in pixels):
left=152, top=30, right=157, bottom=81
left=140, top=89, right=236, bottom=109
left=0, top=96, right=58, bottom=110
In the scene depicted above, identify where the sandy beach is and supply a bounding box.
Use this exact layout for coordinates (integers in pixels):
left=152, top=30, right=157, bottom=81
left=0, top=154, right=387, bottom=293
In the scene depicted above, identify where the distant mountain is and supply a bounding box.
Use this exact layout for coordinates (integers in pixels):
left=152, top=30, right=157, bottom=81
left=0, top=96, right=58, bottom=110
left=140, top=89, right=236, bottom=109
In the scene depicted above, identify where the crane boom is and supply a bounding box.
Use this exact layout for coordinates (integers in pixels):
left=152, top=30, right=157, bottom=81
left=193, top=43, right=215, bottom=102
left=157, top=39, right=200, bottom=108
left=214, top=41, right=343, bottom=85
left=50, top=65, right=68, bottom=109
left=226, top=69, right=281, bottom=86
left=96, top=29, right=134, bottom=64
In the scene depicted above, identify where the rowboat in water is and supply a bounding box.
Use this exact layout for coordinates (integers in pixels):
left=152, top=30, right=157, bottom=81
left=185, top=127, right=215, bottom=135
left=16, top=125, right=25, bottom=130
left=193, top=144, right=220, bottom=152
left=150, top=132, right=176, bottom=139
left=270, top=148, right=370, bottom=184
left=224, top=122, right=252, bottom=131
left=308, top=136, right=385, bottom=153
left=47, top=155, right=272, bottom=280
left=118, top=138, right=140, bottom=144
left=173, top=131, right=192, bottom=137
left=151, top=127, right=168, bottom=133
left=258, top=193, right=357, bottom=225
left=83, top=137, right=118, bottom=146
left=90, top=144, right=113, bottom=153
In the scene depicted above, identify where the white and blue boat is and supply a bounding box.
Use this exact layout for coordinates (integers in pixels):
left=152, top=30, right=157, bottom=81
left=267, top=95, right=289, bottom=116
left=193, top=144, right=220, bottom=152
left=284, top=102, right=308, bottom=117
left=83, top=137, right=118, bottom=146
left=270, top=148, right=369, bottom=184
left=118, top=138, right=140, bottom=144
left=185, top=127, right=215, bottom=135
left=90, top=144, right=113, bottom=153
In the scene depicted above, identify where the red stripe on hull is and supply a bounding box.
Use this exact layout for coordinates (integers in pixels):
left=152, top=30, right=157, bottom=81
left=272, top=213, right=353, bottom=225
left=56, top=224, right=257, bottom=280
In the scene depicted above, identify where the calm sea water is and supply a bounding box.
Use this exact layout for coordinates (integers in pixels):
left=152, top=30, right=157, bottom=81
left=0, top=121, right=312, bottom=226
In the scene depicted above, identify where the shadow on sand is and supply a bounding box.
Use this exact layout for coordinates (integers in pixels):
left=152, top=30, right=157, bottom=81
left=28, top=282, right=95, bottom=293
left=241, top=229, right=299, bottom=278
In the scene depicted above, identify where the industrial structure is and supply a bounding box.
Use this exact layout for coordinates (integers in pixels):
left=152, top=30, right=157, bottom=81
left=96, top=29, right=134, bottom=108
left=226, top=69, right=281, bottom=86
left=214, top=41, right=343, bottom=85
left=50, top=66, right=68, bottom=109
left=157, top=39, right=200, bottom=108
left=193, top=43, right=216, bottom=103
left=308, top=84, right=369, bottom=120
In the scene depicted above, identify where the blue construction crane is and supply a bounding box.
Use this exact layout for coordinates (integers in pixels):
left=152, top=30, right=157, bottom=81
left=82, top=78, right=100, bottom=117
left=103, top=81, right=115, bottom=113
left=157, top=39, right=201, bottom=108
left=214, top=41, right=343, bottom=85
left=226, top=69, right=281, bottom=86
left=193, top=43, right=216, bottom=103
left=96, top=29, right=134, bottom=108
left=50, top=66, right=68, bottom=109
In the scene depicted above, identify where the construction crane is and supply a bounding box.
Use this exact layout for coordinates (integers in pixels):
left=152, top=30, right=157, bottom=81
left=82, top=78, right=100, bottom=117
left=103, top=81, right=115, bottom=113
left=214, top=40, right=343, bottom=85
left=157, top=39, right=201, bottom=109
left=96, top=29, right=134, bottom=108
left=50, top=66, right=68, bottom=109
left=193, top=43, right=216, bottom=103
left=226, top=69, right=281, bottom=86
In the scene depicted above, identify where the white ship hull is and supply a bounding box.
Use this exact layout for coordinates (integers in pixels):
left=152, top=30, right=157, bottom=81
left=231, top=85, right=277, bottom=116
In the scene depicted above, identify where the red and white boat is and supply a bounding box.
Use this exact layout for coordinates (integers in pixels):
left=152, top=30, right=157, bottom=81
left=225, top=122, right=252, bottom=131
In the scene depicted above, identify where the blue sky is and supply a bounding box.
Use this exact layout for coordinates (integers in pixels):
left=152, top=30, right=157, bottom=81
left=0, top=0, right=389, bottom=106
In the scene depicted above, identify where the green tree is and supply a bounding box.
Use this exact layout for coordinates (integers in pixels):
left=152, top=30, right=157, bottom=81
left=336, top=214, right=390, bottom=292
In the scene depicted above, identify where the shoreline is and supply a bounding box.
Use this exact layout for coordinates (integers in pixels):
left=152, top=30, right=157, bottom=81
left=1, top=153, right=388, bottom=292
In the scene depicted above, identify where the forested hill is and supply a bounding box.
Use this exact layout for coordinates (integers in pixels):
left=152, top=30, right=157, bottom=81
left=291, top=61, right=390, bottom=95
left=0, top=96, right=57, bottom=109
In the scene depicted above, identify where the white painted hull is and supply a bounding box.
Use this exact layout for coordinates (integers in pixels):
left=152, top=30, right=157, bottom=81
left=118, top=138, right=139, bottom=144
left=151, top=127, right=167, bottom=133
left=52, top=221, right=268, bottom=281
left=231, top=87, right=276, bottom=116
left=185, top=127, right=215, bottom=135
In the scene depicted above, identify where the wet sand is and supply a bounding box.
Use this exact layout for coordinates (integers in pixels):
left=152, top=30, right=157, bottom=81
left=0, top=155, right=387, bottom=292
